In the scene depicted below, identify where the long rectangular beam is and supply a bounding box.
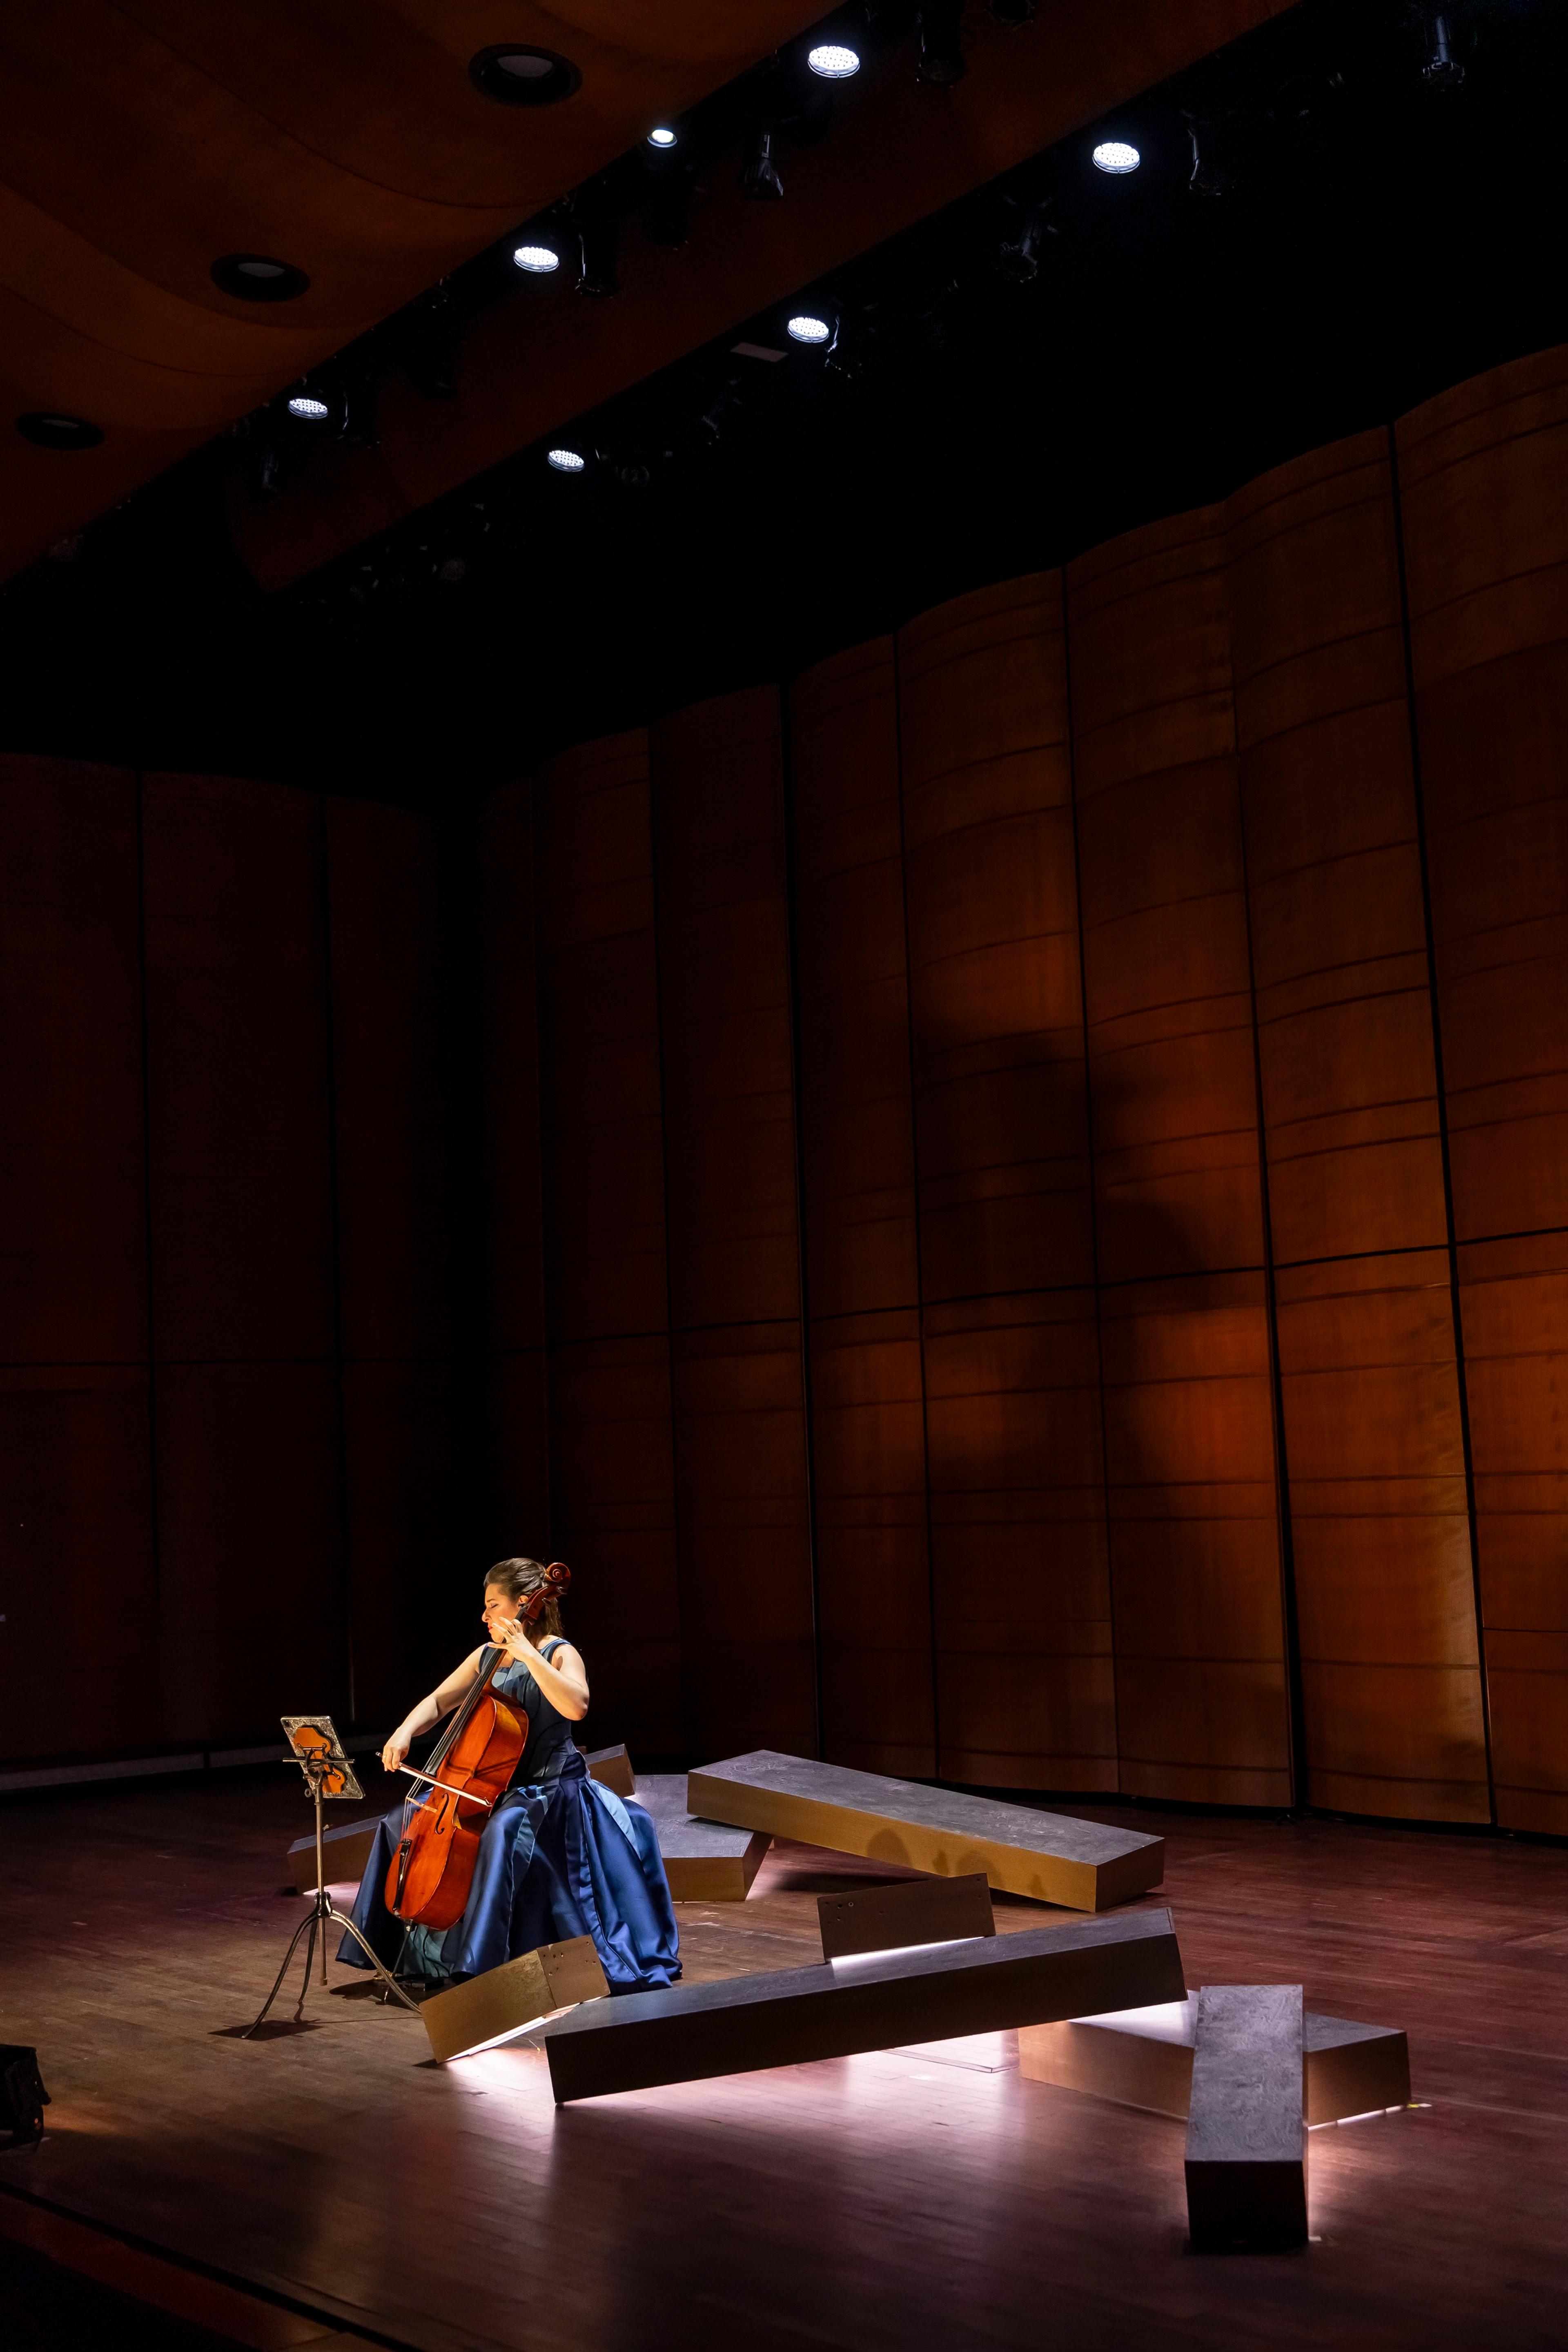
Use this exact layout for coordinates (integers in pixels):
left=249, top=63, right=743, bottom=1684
left=687, top=1751, right=1162, bottom=1911
left=542, top=1907, right=1185, bottom=2103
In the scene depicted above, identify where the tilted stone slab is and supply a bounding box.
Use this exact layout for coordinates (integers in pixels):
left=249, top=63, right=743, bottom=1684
left=1020, top=1993, right=1410, bottom=2125
left=421, top=1935, right=608, bottom=2065
left=687, top=1751, right=1163, bottom=1911
left=542, top=1907, right=1185, bottom=2103
left=635, top=1773, right=771, bottom=1901
left=817, top=1871, right=995, bottom=1961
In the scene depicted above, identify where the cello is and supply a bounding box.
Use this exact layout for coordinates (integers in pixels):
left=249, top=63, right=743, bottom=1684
left=384, top=1560, right=572, bottom=1931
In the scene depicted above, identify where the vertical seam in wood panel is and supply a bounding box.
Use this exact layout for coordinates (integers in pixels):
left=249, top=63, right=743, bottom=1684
left=132, top=771, right=164, bottom=1714
left=891, top=630, right=942, bottom=1781
left=1060, top=580, right=1122, bottom=1796
left=779, top=682, right=825, bottom=1759
left=644, top=731, right=693, bottom=1761
left=1387, top=419, right=1498, bottom=1825
left=1221, top=547, right=1307, bottom=1813
left=316, top=798, right=356, bottom=1727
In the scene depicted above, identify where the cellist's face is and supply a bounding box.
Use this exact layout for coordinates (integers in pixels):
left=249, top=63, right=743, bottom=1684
left=482, top=1586, right=519, bottom=1645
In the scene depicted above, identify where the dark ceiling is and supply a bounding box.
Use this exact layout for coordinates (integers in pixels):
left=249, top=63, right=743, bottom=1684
left=4, top=0, right=1564, bottom=808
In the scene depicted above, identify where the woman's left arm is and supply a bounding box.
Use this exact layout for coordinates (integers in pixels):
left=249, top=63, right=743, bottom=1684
left=496, top=1623, right=590, bottom=1721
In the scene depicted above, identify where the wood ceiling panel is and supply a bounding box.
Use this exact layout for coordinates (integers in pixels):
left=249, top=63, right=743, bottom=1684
left=0, top=0, right=831, bottom=572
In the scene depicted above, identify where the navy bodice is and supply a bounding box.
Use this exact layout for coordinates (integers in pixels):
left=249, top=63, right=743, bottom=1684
left=490, top=1637, right=577, bottom=1786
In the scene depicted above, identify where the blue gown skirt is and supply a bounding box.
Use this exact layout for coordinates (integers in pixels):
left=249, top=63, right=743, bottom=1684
left=337, top=1748, right=680, bottom=1994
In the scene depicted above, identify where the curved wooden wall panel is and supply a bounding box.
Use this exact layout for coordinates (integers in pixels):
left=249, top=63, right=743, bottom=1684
left=1226, top=432, right=1486, bottom=1820
left=789, top=640, right=934, bottom=1775
left=1400, top=346, right=1568, bottom=1828
left=1456, top=1235, right=1568, bottom=1833
left=0, top=757, right=154, bottom=1761
left=1067, top=511, right=1290, bottom=1804
left=327, top=799, right=456, bottom=1724
left=896, top=577, right=1115, bottom=1790
left=652, top=689, right=815, bottom=1761
left=531, top=734, right=682, bottom=1754
left=479, top=783, right=549, bottom=1567
left=141, top=774, right=344, bottom=1742
left=1227, top=433, right=1448, bottom=1263
left=1273, top=1253, right=1487, bottom=1820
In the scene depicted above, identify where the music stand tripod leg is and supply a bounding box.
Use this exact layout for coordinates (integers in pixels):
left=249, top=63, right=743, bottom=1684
left=244, top=1909, right=318, bottom=2038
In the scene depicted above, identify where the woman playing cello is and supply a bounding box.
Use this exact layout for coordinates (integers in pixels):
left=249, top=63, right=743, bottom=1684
left=338, top=1557, right=679, bottom=1993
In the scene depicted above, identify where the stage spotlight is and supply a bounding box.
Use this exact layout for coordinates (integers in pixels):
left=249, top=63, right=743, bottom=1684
left=917, top=4, right=966, bottom=87
left=286, top=391, right=331, bottom=421
left=513, top=239, right=561, bottom=273
left=742, top=125, right=785, bottom=200
left=647, top=125, right=677, bottom=148
left=547, top=446, right=587, bottom=473
left=786, top=310, right=833, bottom=345
left=211, top=253, right=310, bottom=302
left=1092, top=139, right=1140, bottom=174
left=988, top=0, right=1034, bottom=20
left=470, top=46, right=581, bottom=106
left=16, top=411, right=105, bottom=450
left=807, top=42, right=860, bottom=78
left=575, top=218, right=619, bottom=297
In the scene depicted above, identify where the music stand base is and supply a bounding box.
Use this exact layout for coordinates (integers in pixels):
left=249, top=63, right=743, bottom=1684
left=245, top=1760, right=421, bottom=2037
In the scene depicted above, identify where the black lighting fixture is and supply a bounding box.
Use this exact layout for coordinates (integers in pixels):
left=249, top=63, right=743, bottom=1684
left=16, top=410, right=105, bottom=450
left=995, top=199, right=1053, bottom=282
left=546, top=443, right=589, bottom=474
left=988, top=0, right=1034, bottom=21
left=916, top=3, right=966, bottom=87
left=1184, top=114, right=1235, bottom=199
left=575, top=214, right=620, bottom=297
left=407, top=286, right=461, bottom=401
left=741, top=122, right=785, bottom=199
left=469, top=45, right=581, bottom=106
left=211, top=253, right=310, bottom=302
left=1420, top=8, right=1466, bottom=92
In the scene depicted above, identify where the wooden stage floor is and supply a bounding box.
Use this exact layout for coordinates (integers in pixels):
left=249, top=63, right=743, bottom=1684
left=2, top=1773, right=1566, bottom=2352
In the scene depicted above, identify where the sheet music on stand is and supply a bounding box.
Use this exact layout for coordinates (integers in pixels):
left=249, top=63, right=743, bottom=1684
left=281, top=1715, right=364, bottom=1802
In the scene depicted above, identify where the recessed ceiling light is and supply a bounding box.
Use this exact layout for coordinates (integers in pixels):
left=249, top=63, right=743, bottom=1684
left=547, top=447, right=586, bottom=473
left=287, top=393, right=331, bottom=421
left=786, top=312, right=833, bottom=345
left=212, top=253, right=310, bottom=301
left=512, top=241, right=560, bottom=274
left=16, top=411, right=105, bottom=450
left=646, top=125, right=677, bottom=148
left=1092, top=140, right=1140, bottom=174
left=807, top=43, right=861, bottom=78
left=470, top=45, right=581, bottom=107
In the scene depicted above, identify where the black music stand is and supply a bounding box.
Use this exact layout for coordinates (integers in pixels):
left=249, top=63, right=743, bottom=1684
left=244, top=1715, right=420, bottom=2037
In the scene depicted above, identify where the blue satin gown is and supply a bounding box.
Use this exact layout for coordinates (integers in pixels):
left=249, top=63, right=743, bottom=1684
left=337, top=1639, right=680, bottom=1993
